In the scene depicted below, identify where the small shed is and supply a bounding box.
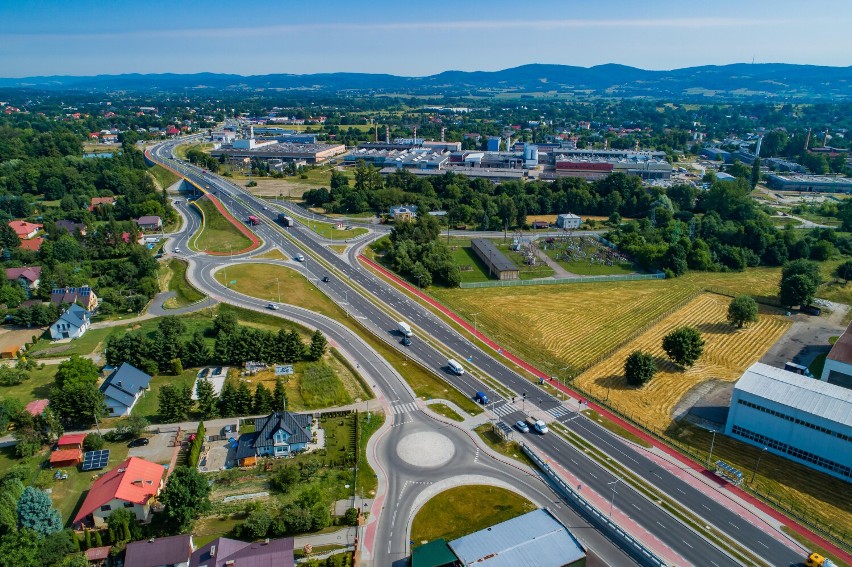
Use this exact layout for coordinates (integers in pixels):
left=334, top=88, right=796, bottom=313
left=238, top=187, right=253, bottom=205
left=85, top=545, right=111, bottom=566
left=57, top=433, right=86, bottom=450
left=50, top=448, right=83, bottom=468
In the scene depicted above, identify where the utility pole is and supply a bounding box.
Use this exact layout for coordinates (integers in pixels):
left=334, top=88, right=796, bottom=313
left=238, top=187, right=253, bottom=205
left=608, top=477, right=622, bottom=517
left=276, top=277, right=281, bottom=304
left=750, top=447, right=768, bottom=484
left=471, top=312, right=480, bottom=341
left=706, top=428, right=718, bottom=469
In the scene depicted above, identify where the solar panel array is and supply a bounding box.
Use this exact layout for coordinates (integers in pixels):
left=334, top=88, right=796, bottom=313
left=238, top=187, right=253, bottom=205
left=81, top=449, right=110, bottom=471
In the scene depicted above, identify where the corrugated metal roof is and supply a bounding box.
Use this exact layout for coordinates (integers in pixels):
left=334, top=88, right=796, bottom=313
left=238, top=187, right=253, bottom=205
left=448, top=509, right=585, bottom=567
left=471, top=239, right=519, bottom=273
left=735, top=363, right=852, bottom=427
left=827, top=322, right=852, bottom=364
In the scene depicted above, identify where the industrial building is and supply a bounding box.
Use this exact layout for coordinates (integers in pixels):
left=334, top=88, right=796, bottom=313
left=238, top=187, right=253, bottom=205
left=766, top=174, right=852, bottom=193
left=211, top=141, right=346, bottom=164
left=765, top=157, right=807, bottom=173
left=552, top=155, right=671, bottom=181
left=725, top=362, right=852, bottom=481
left=470, top=239, right=519, bottom=280
left=820, top=321, right=852, bottom=389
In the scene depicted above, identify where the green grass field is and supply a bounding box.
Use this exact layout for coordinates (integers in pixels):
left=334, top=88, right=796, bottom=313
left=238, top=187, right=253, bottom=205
left=0, top=364, right=56, bottom=404
left=149, top=164, right=180, bottom=190
left=191, top=196, right=254, bottom=254
left=304, top=218, right=368, bottom=240
left=427, top=403, right=464, bottom=422
left=473, top=424, right=537, bottom=469
left=130, top=368, right=197, bottom=423
left=410, top=485, right=536, bottom=545
left=161, top=258, right=205, bottom=308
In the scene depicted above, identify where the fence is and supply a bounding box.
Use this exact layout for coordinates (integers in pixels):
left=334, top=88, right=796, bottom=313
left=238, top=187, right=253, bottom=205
left=460, top=272, right=664, bottom=288
left=520, top=442, right=668, bottom=567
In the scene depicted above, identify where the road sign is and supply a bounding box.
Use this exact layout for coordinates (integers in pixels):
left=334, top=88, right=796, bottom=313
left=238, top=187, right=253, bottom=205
left=336, top=222, right=344, bottom=230
left=274, top=365, right=294, bottom=376
left=230, top=280, right=237, bottom=285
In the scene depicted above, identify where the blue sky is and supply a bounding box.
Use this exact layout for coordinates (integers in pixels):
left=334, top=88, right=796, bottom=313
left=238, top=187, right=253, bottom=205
left=1, top=0, right=850, bottom=77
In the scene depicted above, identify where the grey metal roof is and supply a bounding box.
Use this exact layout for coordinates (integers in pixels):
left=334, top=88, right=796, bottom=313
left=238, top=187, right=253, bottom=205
left=252, top=411, right=312, bottom=449
left=448, top=509, right=585, bottom=567
left=471, top=239, right=519, bottom=273
left=125, top=534, right=193, bottom=567
left=100, top=362, right=151, bottom=408
left=55, top=303, right=89, bottom=330
left=735, top=363, right=852, bottom=427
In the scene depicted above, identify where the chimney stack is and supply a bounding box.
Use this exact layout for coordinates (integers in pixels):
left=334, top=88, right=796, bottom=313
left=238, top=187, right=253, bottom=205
left=385, top=126, right=390, bottom=144
left=441, top=127, right=445, bottom=143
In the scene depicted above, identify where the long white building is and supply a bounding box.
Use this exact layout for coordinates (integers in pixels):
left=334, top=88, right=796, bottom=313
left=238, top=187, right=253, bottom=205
left=725, top=362, right=852, bottom=482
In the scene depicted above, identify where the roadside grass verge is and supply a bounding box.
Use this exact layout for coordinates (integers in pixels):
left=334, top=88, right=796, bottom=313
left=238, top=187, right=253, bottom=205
left=426, top=403, right=464, bottom=422
left=161, top=258, right=205, bottom=308
left=303, top=218, right=368, bottom=240
left=149, top=163, right=180, bottom=189
left=473, top=424, right=537, bottom=469
left=357, top=410, right=384, bottom=497
left=192, top=195, right=254, bottom=254
left=581, top=409, right=652, bottom=448
left=411, top=485, right=536, bottom=545
left=781, top=527, right=851, bottom=567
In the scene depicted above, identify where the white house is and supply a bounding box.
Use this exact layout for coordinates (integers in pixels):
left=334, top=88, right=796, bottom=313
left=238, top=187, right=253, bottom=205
left=73, top=457, right=165, bottom=528
left=49, top=303, right=91, bottom=340
left=100, top=362, right=152, bottom=416
left=556, top=213, right=582, bottom=229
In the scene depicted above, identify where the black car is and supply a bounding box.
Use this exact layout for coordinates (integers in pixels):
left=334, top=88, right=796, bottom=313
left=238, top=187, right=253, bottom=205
left=400, top=336, right=412, bottom=346
left=128, top=438, right=149, bottom=448
left=321, top=276, right=330, bottom=282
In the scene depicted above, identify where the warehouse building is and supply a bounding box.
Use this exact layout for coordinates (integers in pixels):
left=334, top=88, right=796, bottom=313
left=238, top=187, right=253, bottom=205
left=725, top=362, right=852, bottom=481
left=766, top=174, right=852, bottom=193
left=211, top=141, right=346, bottom=164
left=556, top=213, right=582, bottom=229
left=470, top=238, right=519, bottom=280
left=820, top=321, right=852, bottom=389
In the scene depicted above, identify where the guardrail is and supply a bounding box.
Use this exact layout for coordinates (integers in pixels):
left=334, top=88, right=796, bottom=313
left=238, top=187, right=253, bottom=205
left=520, top=442, right=668, bottom=567
left=460, top=272, right=664, bottom=288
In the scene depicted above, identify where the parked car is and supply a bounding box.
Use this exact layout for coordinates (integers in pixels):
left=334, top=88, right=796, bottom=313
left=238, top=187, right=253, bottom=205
left=128, top=438, right=149, bottom=448
left=515, top=420, right=530, bottom=433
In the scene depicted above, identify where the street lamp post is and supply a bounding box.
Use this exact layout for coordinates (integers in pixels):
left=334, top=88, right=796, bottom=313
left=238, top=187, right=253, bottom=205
left=471, top=312, right=480, bottom=341
left=276, top=277, right=281, bottom=304
left=750, top=447, right=768, bottom=484
left=415, top=274, right=422, bottom=290
left=706, top=428, right=718, bottom=469
left=608, top=476, right=622, bottom=517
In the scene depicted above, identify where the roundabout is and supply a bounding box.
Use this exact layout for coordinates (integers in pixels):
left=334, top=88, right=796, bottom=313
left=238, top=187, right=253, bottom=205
left=397, top=431, right=456, bottom=468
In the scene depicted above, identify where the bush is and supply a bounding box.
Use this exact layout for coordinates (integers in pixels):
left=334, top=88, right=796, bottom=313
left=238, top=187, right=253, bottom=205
left=344, top=507, right=359, bottom=526
left=82, top=433, right=104, bottom=452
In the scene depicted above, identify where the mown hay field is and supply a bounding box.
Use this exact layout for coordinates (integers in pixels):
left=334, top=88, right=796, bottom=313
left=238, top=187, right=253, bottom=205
left=574, top=293, right=791, bottom=431
left=431, top=268, right=784, bottom=375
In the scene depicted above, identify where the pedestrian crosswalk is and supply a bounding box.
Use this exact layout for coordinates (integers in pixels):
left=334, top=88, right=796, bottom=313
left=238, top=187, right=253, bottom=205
left=391, top=401, right=419, bottom=415
left=547, top=405, right=571, bottom=419
left=491, top=403, right=516, bottom=417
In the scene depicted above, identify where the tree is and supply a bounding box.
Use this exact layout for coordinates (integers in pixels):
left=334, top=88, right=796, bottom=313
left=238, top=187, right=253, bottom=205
left=662, top=327, right=705, bottom=367
left=235, top=381, right=253, bottom=415
left=253, top=383, right=274, bottom=414
left=273, top=378, right=286, bottom=412
left=170, top=358, right=183, bottom=376
left=158, top=383, right=192, bottom=423
left=344, top=507, right=359, bottom=526
left=195, top=378, right=217, bottom=419
left=183, top=331, right=211, bottom=368
left=282, top=330, right=304, bottom=363
left=727, top=296, right=759, bottom=328
left=54, top=355, right=99, bottom=389
left=124, top=414, right=150, bottom=437
left=0, top=529, right=40, bottom=567
left=213, top=311, right=238, bottom=337
left=0, top=475, right=24, bottom=535
left=49, top=355, right=105, bottom=426
left=83, top=433, right=104, bottom=452
left=17, top=487, right=62, bottom=536
left=750, top=157, right=761, bottom=189
left=159, top=466, right=211, bottom=532
left=781, top=259, right=822, bottom=288
left=106, top=508, right=132, bottom=544
left=836, top=260, right=852, bottom=283
left=624, top=351, right=656, bottom=386
left=309, top=330, right=327, bottom=361
left=780, top=273, right=817, bottom=308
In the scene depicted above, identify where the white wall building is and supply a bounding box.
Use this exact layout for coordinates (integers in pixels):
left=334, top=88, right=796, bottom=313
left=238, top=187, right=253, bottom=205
left=556, top=213, right=582, bottom=229
left=820, top=322, right=852, bottom=389
left=725, top=362, right=852, bottom=482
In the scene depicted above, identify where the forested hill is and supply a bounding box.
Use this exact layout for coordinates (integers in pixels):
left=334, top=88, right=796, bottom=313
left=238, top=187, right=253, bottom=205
left=2, top=63, right=852, bottom=100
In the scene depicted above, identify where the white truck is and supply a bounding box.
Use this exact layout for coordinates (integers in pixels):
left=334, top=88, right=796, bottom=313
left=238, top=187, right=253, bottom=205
left=397, top=321, right=413, bottom=337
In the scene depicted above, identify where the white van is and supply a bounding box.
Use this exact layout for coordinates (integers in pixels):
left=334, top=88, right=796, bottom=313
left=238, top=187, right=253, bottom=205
left=397, top=321, right=413, bottom=337
left=447, top=359, right=465, bottom=376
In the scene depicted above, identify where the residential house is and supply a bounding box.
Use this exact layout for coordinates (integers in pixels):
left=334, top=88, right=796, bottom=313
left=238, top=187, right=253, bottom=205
left=102, top=133, right=118, bottom=143
left=19, top=238, right=43, bottom=252
left=8, top=220, right=42, bottom=240
left=49, top=303, right=91, bottom=340
left=556, top=213, right=582, bottom=230
left=135, top=216, right=163, bottom=231
left=390, top=205, right=418, bottom=222
left=189, top=537, right=294, bottom=567
left=235, top=411, right=313, bottom=466
left=90, top=196, right=116, bottom=211
left=50, top=448, right=83, bottom=469
left=125, top=534, right=194, bottom=567
left=51, top=285, right=99, bottom=311
left=55, top=219, right=87, bottom=236
left=6, top=266, right=41, bottom=296
left=100, top=362, right=152, bottom=416
left=73, top=456, right=166, bottom=528
left=24, top=399, right=48, bottom=417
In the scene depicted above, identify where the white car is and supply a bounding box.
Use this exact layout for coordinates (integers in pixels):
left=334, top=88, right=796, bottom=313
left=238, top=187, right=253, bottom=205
left=295, top=254, right=305, bottom=262
left=174, top=247, right=181, bottom=253
left=266, top=303, right=280, bottom=310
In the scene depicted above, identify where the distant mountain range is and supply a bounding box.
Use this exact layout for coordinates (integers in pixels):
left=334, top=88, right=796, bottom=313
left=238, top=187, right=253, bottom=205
left=2, top=63, right=851, bottom=100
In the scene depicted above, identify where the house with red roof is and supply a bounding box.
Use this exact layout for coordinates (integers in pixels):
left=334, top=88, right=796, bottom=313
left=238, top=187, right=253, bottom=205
left=24, top=399, right=48, bottom=417
left=19, top=237, right=43, bottom=252
left=57, top=433, right=86, bottom=450
left=8, top=220, right=42, bottom=240
left=73, top=456, right=166, bottom=528
left=166, top=125, right=180, bottom=136
left=89, top=132, right=100, bottom=140
left=90, top=196, right=116, bottom=211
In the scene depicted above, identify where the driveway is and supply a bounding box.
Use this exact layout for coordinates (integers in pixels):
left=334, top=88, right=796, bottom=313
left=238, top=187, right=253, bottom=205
left=128, top=431, right=175, bottom=465
left=760, top=301, right=849, bottom=370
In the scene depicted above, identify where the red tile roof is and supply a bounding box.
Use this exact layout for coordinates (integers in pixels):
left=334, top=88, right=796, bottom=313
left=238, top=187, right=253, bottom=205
left=74, top=457, right=165, bottom=525
left=24, top=399, right=48, bottom=416
left=85, top=546, right=112, bottom=561
left=58, top=433, right=86, bottom=447
left=19, top=237, right=43, bottom=251
left=6, top=266, right=41, bottom=283
left=8, top=220, right=42, bottom=238
left=50, top=448, right=82, bottom=464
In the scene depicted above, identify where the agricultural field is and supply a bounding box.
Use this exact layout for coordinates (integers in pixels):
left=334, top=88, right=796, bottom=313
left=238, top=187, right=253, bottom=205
left=430, top=267, right=784, bottom=376
left=574, top=293, right=790, bottom=431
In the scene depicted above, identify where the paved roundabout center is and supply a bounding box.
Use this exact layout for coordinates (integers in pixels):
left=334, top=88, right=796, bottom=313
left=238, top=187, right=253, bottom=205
left=397, top=431, right=455, bottom=468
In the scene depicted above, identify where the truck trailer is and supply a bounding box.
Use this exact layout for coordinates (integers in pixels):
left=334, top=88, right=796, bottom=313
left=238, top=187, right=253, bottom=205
left=278, top=213, right=295, bottom=227
left=397, top=321, right=413, bottom=337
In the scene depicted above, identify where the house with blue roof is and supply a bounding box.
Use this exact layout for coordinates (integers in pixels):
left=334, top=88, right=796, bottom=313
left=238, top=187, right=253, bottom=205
left=49, top=303, right=91, bottom=340
left=100, top=362, right=152, bottom=417
left=236, top=411, right=314, bottom=466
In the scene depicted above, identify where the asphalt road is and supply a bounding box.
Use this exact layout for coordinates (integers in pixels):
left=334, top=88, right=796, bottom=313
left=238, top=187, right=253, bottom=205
left=150, top=141, right=803, bottom=567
